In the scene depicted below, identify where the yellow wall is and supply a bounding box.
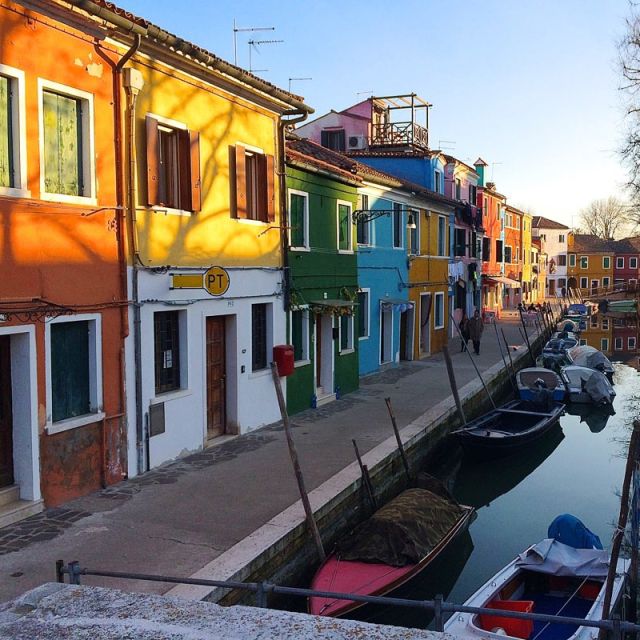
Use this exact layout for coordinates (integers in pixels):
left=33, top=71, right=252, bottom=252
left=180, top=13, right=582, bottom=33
left=129, top=59, right=282, bottom=267
left=567, top=252, right=613, bottom=293
left=522, top=213, right=532, bottom=297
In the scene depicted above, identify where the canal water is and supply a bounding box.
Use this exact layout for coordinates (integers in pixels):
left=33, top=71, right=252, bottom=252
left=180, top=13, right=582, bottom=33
left=358, top=363, right=640, bottom=629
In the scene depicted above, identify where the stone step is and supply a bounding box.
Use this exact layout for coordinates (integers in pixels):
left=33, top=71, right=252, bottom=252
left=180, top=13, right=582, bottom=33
left=316, top=392, right=336, bottom=408
left=0, top=485, right=19, bottom=507
left=0, top=498, right=44, bottom=530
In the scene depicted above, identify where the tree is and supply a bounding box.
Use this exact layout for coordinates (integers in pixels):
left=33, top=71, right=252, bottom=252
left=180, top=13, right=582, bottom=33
left=578, top=197, right=629, bottom=239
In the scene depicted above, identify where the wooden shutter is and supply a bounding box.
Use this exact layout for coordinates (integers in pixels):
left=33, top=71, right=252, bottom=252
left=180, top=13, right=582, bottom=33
left=146, top=116, right=160, bottom=206
left=177, top=128, right=191, bottom=210
left=0, top=76, right=11, bottom=188
left=233, top=144, right=247, bottom=219
left=266, top=153, right=275, bottom=223
left=189, top=131, right=201, bottom=212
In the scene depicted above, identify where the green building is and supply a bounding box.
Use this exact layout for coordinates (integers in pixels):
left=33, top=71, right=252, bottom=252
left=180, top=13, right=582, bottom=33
left=285, top=138, right=361, bottom=414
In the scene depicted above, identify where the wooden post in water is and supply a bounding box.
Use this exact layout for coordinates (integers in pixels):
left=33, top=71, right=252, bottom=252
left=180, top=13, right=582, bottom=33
left=518, top=309, right=535, bottom=365
left=270, top=362, right=326, bottom=563
left=384, top=397, right=412, bottom=482
left=443, top=345, right=466, bottom=425
left=352, top=439, right=377, bottom=512
left=493, top=322, right=516, bottom=392
left=501, top=327, right=517, bottom=381
left=599, top=419, right=640, bottom=637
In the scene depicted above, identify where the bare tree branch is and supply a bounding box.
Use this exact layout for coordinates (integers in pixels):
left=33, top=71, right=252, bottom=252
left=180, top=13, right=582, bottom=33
left=579, top=197, right=633, bottom=239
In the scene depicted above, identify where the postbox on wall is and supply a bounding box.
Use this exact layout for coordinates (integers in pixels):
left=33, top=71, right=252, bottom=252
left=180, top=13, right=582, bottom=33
left=273, top=345, right=295, bottom=377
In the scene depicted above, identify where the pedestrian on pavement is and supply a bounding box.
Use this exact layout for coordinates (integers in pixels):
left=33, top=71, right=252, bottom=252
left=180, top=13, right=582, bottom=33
left=468, top=309, right=484, bottom=355
left=459, top=310, right=470, bottom=352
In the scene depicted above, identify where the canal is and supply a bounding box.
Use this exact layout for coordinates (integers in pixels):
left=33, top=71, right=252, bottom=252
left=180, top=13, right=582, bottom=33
left=358, top=362, right=640, bottom=630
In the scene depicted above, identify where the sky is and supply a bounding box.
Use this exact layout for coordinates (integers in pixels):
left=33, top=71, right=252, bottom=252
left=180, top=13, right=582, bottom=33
left=118, top=0, right=632, bottom=227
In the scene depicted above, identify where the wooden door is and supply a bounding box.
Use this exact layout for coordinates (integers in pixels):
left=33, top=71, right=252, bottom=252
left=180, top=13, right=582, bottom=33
left=206, top=317, right=226, bottom=439
left=0, top=337, right=13, bottom=487
left=315, top=314, right=322, bottom=389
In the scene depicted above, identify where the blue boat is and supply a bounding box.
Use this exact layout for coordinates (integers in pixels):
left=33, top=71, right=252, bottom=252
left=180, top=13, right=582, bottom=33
left=516, top=368, right=565, bottom=402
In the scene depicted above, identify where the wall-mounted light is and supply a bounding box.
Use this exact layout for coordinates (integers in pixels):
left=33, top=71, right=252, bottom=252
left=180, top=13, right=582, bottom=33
left=407, top=212, right=417, bottom=229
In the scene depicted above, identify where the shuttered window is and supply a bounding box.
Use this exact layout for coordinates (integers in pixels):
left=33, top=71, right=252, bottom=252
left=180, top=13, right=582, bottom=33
left=230, top=144, right=274, bottom=222
left=338, top=202, right=352, bottom=251
left=51, top=321, right=90, bottom=422
left=43, top=90, right=83, bottom=196
left=146, top=116, right=201, bottom=212
left=393, top=203, right=403, bottom=248
left=340, top=315, right=354, bottom=352
left=289, top=191, right=307, bottom=248
left=320, top=129, right=345, bottom=152
left=290, top=309, right=309, bottom=362
left=154, top=311, right=181, bottom=394
left=252, top=304, right=268, bottom=371
left=0, top=75, right=13, bottom=188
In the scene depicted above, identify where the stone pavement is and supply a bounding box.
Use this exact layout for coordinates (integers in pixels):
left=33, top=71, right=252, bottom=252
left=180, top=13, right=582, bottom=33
left=0, top=319, right=533, bottom=602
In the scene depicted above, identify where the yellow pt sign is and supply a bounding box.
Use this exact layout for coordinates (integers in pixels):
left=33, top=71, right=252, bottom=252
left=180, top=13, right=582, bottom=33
left=203, top=266, right=230, bottom=296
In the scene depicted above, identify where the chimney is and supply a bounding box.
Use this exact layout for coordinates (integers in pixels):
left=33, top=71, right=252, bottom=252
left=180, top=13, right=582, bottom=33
left=486, top=181, right=496, bottom=191
left=474, top=157, right=488, bottom=187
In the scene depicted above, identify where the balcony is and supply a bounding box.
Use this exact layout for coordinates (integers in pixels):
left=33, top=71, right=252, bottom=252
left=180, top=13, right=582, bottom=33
left=370, top=121, right=429, bottom=150
left=369, top=93, right=431, bottom=151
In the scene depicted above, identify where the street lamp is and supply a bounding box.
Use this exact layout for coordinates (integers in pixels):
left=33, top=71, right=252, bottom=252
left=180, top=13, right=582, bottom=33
left=352, top=209, right=417, bottom=229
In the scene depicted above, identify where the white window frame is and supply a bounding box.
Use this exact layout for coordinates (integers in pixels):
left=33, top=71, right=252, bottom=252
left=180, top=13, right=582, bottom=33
left=569, top=254, right=576, bottom=267
left=356, top=194, right=372, bottom=247
left=601, top=338, right=609, bottom=351
left=616, top=257, right=625, bottom=269
left=44, top=313, right=104, bottom=434
left=357, top=288, right=370, bottom=340
left=0, top=64, right=29, bottom=198
left=559, top=234, right=565, bottom=243
left=38, top=78, right=96, bottom=205
left=336, top=199, right=353, bottom=254
left=434, top=292, right=445, bottom=330
left=603, top=276, right=610, bottom=288
left=408, top=208, right=420, bottom=255
left=580, top=277, right=588, bottom=289
left=288, top=188, right=310, bottom=251
left=629, top=337, right=637, bottom=350
left=437, top=215, right=447, bottom=257
left=631, top=257, right=638, bottom=270
left=580, top=256, right=588, bottom=269
left=152, top=308, right=190, bottom=398
left=603, top=256, right=611, bottom=269
left=602, top=318, right=609, bottom=330
left=289, top=307, right=310, bottom=366
left=339, top=313, right=355, bottom=355
left=614, top=337, right=623, bottom=351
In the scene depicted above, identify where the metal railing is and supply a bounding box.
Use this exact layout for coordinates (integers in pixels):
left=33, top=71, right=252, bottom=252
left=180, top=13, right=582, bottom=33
left=370, top=121, right=429, bottom=149
left=56, top=560, right=636, bottom=638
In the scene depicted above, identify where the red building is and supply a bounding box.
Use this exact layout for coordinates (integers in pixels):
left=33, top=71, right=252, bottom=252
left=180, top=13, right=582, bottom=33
left=613, top=237, right=640, bottom=289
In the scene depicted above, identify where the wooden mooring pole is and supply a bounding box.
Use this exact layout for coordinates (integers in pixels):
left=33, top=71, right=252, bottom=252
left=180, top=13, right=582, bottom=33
left=501, top=327, right=517, bottom=381
left=270, top=363, right=326, bottom=563
left=443, top=345, right=466, bottom=425
left=493, top=321, right=517, bottom=392
left=384, top=397, right=412, bottom=482
left=352, top=439, right=377, bottom=512
left=518, top=308, right=536, bottom=365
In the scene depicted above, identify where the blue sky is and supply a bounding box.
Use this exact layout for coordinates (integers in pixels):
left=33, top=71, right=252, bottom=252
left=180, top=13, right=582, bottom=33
left=119, top=0, right=630, bottom=227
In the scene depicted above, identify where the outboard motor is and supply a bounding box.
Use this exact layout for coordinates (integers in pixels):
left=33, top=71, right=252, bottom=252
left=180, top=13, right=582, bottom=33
left=548, top=514, right=603, bottom=549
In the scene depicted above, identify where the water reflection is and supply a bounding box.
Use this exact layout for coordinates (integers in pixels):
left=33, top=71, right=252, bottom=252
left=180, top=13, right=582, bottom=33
left=564, top=403, right=615, bottom=433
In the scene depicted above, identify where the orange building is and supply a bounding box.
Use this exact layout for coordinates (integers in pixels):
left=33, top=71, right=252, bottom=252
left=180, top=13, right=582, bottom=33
left=0, top=1, right=126, bottom=517
left=504, top=204, right=523, bottom=308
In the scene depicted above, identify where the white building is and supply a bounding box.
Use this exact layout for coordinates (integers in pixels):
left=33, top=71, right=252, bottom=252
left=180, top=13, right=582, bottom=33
left=532, top=216, right=570, bottom=297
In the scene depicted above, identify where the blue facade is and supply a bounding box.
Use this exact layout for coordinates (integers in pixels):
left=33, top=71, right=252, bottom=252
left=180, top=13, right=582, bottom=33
left=355, top=155, right=446, bottom=194
left=357, top=192, right=410, bottom=376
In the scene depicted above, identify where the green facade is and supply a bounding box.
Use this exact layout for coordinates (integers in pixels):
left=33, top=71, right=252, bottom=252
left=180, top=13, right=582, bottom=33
left=285, top=164, right=360, bottom=414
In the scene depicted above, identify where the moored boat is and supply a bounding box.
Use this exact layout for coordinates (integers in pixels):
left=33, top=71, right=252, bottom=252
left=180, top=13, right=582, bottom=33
left=444, top=515, right=628, bottom=640
left=567, top=345, right=615, bottom=383
left=516, top=368, right=565, bottom=403
left=308, top=488, right=475, bottom=617
left=559, top=365, right=615, bottom=406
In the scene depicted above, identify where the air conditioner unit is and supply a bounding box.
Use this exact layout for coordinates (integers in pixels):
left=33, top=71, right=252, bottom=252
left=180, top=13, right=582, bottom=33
left=348, top=135, right=367, bottom=150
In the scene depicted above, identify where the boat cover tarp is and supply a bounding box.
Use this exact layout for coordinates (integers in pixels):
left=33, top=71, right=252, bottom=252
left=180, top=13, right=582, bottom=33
left=548, top=514, right=603, bottom=549
left=583, top=371, right=613, bottom=404
left=516, top=539, right=608, bottom=577
left=569, top=346, right=613, bottom=372
left=517, top=368, right=562, bottom=390
left=560, top=320, right=579, bottom=333
left=336, top=488, right=465, bottom=567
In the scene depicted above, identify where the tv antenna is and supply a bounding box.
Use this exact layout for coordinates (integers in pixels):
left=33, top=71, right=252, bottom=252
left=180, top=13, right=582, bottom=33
left=491, top=162, right=503, bottom=180
left=288, top=77, right=312, bottom=92
left=248, top=38, right=283, bottom=73
left=438, top=139, right=456, bottom=151
left=232, top=20, right=275, bottom=66
left=356, top=90, right=374, bottom=97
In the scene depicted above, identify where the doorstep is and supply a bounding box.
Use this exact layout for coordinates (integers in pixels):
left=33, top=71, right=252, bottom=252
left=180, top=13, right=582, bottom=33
left=0, top=486, right=44, bottom=529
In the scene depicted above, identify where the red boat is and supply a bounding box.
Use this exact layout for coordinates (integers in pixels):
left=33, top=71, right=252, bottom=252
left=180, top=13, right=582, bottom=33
left=308, top=487, right=475, bottom=617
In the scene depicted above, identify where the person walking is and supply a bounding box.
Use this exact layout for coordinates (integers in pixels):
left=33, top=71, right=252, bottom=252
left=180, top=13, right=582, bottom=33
left=459, top=310, right=470, bottom=352
left=468, top=309, right=484, bottom=355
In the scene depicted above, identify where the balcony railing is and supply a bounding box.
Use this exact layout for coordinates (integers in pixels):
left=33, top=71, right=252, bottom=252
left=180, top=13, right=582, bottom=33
left=370, top=121, right=429, bottom=149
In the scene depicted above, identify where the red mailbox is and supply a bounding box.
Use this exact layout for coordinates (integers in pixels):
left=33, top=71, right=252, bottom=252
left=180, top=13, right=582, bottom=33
left=273, top=345, right=295, bottom=377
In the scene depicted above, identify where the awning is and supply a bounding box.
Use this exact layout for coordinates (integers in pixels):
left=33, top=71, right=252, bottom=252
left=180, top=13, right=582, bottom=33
left=380, top=298, right=414, bottom=312
left=484, top=276, right=520, bottom=288
left=309, top=300, right=356, bottom=316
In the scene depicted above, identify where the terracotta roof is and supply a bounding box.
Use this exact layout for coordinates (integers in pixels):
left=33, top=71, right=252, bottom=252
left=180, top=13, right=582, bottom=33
left=347, top=149, right=430, bottom=159
left=474, top=157, right=489, bottom=167
left=571, top=234, right=617, bottom=253
left=532, top=215, right=569, bottom=230
left=286, top=138, right=362, bottom=184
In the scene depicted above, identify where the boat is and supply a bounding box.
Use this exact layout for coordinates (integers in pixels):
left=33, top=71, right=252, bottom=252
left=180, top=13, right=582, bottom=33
left=567, top=345, right=615, bottom=383
left=516, top=368, right=565, bottom=403
left=536, top=349, right=573, bottom=373
left=557, top=319, right=580, bottom=334
left=451, top=399, right=565, bottom=456
left=543, top=337, right=578, bottom=353
left=559, top=366, right=616, bottom=405
left=567, top=303, right=590, bottom=317
left=550, top=331, right=578, bottom=342
left=445, top=515, right=628, bottom=640
left=308, top=487, right=475, bottom=617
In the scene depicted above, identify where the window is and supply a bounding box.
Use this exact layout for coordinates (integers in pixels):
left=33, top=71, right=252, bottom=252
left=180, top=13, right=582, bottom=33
left=580, top=256, right=588, bottom=269
left=437, top=215, right=446, bottom=256
left=455, top=178, right=461, bottom=200
left=337, top=200, right=353, bottom=252
left=454, top=228, right=466, bottom=257
left=434, top=170, right=441, bottom=193
left=357, top=194, right=371, bottom=245
left=591, top=279, right=599, bottom=292
left=496, top=239, right=503, bottom=262
left=579, top=339, right=587, bottom=346
left=601, top=338, right=609, bottom=352
left=289, top=190, right=309, bottom=249
left=603, top=277, right=610, bottom=288
left=569, top=254, right=576, bottom=267
left=557, top=255, right=567, bottom=266
left=252, top=303, right=269, bottom=371
left=603, top=256, right=611, bottom=269
left=40, top=82, right=95, bottom=201
left=482, top=236, right=491, bottom=261
left=580, top=277, right=588, bottom=289
left=483, top=197, right=488, bottom=217
left=339, top=314, right=354, bottom=353
left=408, top=209, right=419, bottom=255
left=559, top=234, right=565, bottom=243
left=516, top=247, right=521, bottom=263
left=516, top=217, right=521, bottom=230
left=434, top=292, right=444, bottom=329
left=290, top=309, right=309, bottom=363
left=504, top=245, right=512, bottom=263
left=0, top=66, right=27, bottom=195
left=154, top=311, right=182, bottom=394
left=615, top=337, right=623, bottom=350
left=631, top=257, right=638, bottom=269
left=320, top=129, right=345, bottom=152
left=469, top=184, right=477, bottom=204
left=357, top=290, right=370, bottom=339
left=616, top=257, right=624, bottom=269
left=392, top=202, right=403, bottom=249
left=230, top=144, right=273, bottom=222
left=541, top=234, right=546, bottom=242
left=630, top=337, right=637, bottom=350
left=602, top=318, right=609, bottom=330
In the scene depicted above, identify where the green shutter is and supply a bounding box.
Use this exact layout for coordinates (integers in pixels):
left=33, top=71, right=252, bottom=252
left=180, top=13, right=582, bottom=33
left=290, top=194, right=305, bottom=247
left=51, top=321, right=90, bottom=422
left=338, top=204, right=350, bottom=250
left=291, top=310, right=303, bottom=361
left=340, top=315, right=349, bottom=351
left=43, top=91, right=82, bottom=196
left=0, top=76, right=12, bottom=188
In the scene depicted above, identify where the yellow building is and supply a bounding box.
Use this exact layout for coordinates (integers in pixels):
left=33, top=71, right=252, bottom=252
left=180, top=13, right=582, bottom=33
left=76, top=0, right=313, bottom=473
left=567, top=234, right=614, bottom=297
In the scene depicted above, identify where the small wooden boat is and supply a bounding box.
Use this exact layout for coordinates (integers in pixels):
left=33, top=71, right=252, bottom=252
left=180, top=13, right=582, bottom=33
left=445, top=515, right=628, bottom=640
left=559, top=365, right=615, bottom=405
left=451, top=399, right=565, bottom=455
left=516, top=368, right=565, bottom=403
left=308, top=488, right=475, bottom=618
